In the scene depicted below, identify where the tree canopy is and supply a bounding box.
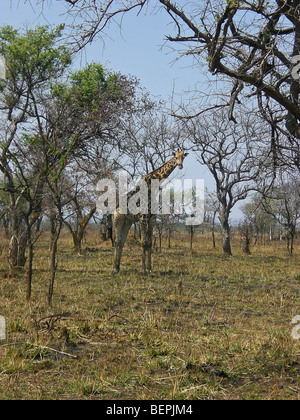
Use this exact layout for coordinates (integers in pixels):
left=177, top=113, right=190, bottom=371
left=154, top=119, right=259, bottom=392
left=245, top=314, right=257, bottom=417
left=46, top=0, right=299, bottom=169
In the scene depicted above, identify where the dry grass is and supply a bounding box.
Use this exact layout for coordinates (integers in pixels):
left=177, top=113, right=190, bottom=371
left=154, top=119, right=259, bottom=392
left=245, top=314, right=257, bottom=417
left=0, top=229, right=299, bottom=400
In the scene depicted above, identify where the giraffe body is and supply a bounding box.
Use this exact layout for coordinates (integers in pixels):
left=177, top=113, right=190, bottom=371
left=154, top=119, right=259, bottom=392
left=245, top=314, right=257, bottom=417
left=112, top=149, right=188, bottom=274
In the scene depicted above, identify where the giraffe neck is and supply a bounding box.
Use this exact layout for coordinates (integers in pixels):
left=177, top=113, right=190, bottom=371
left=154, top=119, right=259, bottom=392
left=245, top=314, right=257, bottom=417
left=118, top=157, right=178, bottom=217
left=143, top=156, right=177, bottom=183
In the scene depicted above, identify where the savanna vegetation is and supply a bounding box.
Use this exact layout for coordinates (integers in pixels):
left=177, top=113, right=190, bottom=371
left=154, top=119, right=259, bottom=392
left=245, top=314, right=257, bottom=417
left=0, top=0, right=299, bottom=400
left=0, top=229, right=299, bottom=400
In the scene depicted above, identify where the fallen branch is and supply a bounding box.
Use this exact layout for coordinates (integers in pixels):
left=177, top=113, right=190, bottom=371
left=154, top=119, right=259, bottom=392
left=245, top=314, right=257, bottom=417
left=31, top=343, right=78, bottom=359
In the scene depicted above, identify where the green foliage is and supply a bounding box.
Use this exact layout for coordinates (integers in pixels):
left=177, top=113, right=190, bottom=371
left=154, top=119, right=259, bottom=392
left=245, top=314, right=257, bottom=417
left=52, top=63, right=121, bottom=112
left=0, top=25, right=71, bottom=91
left=22, top=134, right=44, bottom=147
left=262, top=31, right=271, bottom=43
left=226, top=0, right=240, bottom=8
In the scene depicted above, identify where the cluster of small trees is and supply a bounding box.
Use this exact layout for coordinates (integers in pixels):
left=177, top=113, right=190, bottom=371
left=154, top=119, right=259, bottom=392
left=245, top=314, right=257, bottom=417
left=0, top=0, right=299, bottom=304
left=0, top=25, right=181, bottom=304
left=240, top=174, right=300, bottom=255
left=146, top=179, right=300, bottom=256
left=53, top=0, right=298, bottom=257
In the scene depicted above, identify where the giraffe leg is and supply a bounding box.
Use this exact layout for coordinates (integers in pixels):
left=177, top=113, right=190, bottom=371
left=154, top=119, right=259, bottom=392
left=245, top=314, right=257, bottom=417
left=113, top=217, right=132, bottom=273
left=140, top=219, right=148, bottom=275
left=147, top=218, right=155, bottom=273
left=140, top=217, right=154, bottom=274
left=113, top=243, right=122, bottom=274
left=147, top=240, right=152, bottom=273
left=141, top=242, right=148, bottom=275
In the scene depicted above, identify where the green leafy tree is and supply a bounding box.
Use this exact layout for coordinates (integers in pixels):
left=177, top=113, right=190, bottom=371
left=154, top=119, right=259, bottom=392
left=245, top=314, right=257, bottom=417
left=0, top=25, right=71, bottom=276
left=41, top=0, right=300, bottom=168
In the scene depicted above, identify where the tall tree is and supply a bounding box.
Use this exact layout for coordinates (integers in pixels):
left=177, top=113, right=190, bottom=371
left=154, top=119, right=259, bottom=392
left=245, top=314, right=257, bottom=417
left=187, top=109, right=265, bottom=255
left=260, top=173, right=300, bottom=255
left=40, top=0, right=300, bottom=168
left=0, top=25, right=71, bottom=271
left=26, top=61, right=145, bottom=302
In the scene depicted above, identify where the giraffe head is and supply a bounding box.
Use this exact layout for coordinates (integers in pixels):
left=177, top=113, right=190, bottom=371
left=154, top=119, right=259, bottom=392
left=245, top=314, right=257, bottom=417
left=174, top=149, right=189, bottom=170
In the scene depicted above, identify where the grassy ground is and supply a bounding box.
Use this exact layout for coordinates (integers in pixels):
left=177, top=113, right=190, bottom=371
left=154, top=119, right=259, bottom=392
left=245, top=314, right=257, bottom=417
left=0, top=229, right=299, bottom=400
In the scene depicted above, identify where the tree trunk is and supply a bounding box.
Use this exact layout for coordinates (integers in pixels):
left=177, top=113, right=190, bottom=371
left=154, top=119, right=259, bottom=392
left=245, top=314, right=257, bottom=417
left=190, top=225, right=194, bottom=250
left=221, top=220, right=232, bottom=256
left=50, top=215, right=56, bottom=252
left=65, top=206, right=96, bottom=254
left=72, top=232, right=83, bottom=255
left=219, top=206, right=232, bottom=256
left=3, top=214, right=9, bottom=238
left=211, top=215, right=216, bottom=249
left=48, top=218, right=62, bottom=307
left=290, top=235, right=294, bottom=256
left=8, top=230, right=27, bottom=271
left=26, top=238, right=33, bottom=302
left=287, top=227, right=295, bottom=256
left=212, top=229, right=216, bottom=249
left=17, top=231, right=27, bottom=267
left=286, top=20, right=300, bottom=138
left=8, top=236, right=18, bottom=270
left=36, top=216, right=43, bottom=233
left=158, top=230, right=162, bottom=253
left=242, top=234, right=251, bottom=255
left=168, top=228, right=171, bottom=249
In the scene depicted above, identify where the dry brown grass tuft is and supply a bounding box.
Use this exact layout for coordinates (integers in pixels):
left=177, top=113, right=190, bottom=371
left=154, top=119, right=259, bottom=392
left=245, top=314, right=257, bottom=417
left=0, top=229, right=299, bottom=400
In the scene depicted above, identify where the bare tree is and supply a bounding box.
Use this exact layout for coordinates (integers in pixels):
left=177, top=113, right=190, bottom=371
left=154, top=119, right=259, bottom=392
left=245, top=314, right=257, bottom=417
left=62, top=172, right=97, bottom=254
left=41, top=63, right=147, bottom=302
left=116, top=105, right=182, bottom=178
left=205, top=190, right=220, bottom=249
left=260, top=172, right=300, bottom=255
left=241, top=193, right=277, bottom=245
left=186, top=109, right=266, bottom=255
left=238, top=219, right=254, bottom=255
left=36, top=0, right=300, bottom=158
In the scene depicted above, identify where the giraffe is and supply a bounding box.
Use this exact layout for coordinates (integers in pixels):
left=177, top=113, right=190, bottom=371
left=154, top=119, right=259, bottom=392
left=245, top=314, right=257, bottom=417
left=112, top=149, right=188, bottom=274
